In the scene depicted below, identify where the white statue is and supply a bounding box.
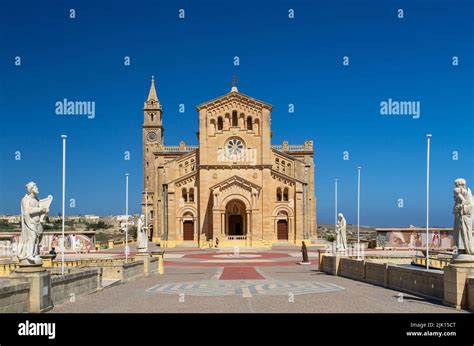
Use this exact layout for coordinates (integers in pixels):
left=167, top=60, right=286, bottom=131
left=18, top=182, right=51, bottom=265
left=336, top=213, right=348, bottom=251
left=453, top=178, right=473, bottom=256
left=136, top=214, right=148, bottom=253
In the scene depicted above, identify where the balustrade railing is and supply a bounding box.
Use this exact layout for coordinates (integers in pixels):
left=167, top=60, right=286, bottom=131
left=160, top=145, right=199, bottom=152
left=226, top=235, right=247, bottom=241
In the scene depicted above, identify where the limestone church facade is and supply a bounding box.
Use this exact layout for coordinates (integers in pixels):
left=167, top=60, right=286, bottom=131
left=142, top=78, right=316, bottom=247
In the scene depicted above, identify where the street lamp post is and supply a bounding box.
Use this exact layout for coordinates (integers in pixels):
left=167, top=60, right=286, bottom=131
left=426, top=134, right=432, bottom=271
left=61, top=135, right=67, bottom=275
left=125, top=173, right=129, bottom=263
left=335, top=178, right=338, bottom=251
left=357, top=166, right=361, bottom=259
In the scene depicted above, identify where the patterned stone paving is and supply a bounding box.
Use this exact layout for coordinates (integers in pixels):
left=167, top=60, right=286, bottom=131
left=146, top=279, right=344, bottom=297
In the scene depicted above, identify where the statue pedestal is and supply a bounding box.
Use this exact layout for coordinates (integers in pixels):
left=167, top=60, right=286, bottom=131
left=443, top=257, right=474, bottom=310
left=136, top=252, right=151, bottom=277
left=151, top=251, right=165, bottom=274
left=10, top=265, right=52, bottom=313
left=40, top=254, right=56, bottom=267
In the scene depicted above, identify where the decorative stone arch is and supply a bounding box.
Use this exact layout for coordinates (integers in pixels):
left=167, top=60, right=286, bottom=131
left=220, top=193, right=252, bottom=211
left=210, top=176, right=260, bottom=246
left=178, top=206, right=198, bottom=241
left=272, top=205, right=295, bottom=241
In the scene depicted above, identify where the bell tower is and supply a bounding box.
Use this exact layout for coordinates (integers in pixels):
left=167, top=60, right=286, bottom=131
left=142, top=76, right=163, bottom=234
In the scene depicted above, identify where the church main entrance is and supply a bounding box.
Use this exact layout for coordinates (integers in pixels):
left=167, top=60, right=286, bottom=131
left=226, top=200, right=246, bottom=237
left=228, top=215, right=243, bottom=235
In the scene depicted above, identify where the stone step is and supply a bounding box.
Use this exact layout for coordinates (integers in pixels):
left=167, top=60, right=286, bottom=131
left=176, top=241, right=199, bottom=248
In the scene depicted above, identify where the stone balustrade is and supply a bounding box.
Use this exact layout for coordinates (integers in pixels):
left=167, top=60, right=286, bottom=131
left=226, top=235, right=247, bottom=241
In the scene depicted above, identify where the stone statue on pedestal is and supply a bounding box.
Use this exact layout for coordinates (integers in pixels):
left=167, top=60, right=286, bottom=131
left=136, top=214, right=148, bottom=253
left=336, top=213, right=348, bottom=251
left=18, top=182, right=51, bottom=265
left=453, top=178, right=473, bottom=256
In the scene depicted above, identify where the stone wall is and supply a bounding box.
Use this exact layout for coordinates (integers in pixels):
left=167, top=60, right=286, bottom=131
left=365, top=261, right=388, bottom=287
left=100, top=260, right=144, bottom=283
left=320, top=254, right=340, bottom=275
left=320, top=255, right=444, bottom=301
left=387, top=265, right=444, bottom=300
left=51, top=268, right=102, bottom=305
left=150, top=258, right=158, bottom=274
left=0, top=281, right=30, bottom=313
left=339, top=258, right=365, bottom=281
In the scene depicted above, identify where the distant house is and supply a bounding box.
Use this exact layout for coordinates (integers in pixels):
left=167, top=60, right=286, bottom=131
left=84, top=215, right=100, bottom=222
left=376, top=226, right=453, bottom=249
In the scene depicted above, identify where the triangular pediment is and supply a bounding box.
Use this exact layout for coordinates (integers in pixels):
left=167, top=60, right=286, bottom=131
left=210, top=175, right=261, bottom=192
left=196, top=90, right=272, bottom=113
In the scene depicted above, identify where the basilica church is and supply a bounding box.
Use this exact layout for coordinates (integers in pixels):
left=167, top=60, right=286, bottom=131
left=142, top=77, right=316, bottom=248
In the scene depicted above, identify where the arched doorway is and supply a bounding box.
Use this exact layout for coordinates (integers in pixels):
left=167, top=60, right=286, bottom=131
left=148, top=224, right=154, bottom=241
left=226, top=200, right=246, bottom=237
left=181, top=211, right=196, bottom=241
left=183, top=220, right=194, bottom=240
left=277, top=220, right=288, bottom=240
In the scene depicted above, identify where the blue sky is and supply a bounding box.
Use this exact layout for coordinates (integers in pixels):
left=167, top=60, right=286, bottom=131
left=0, top=0, right=472, bottom=227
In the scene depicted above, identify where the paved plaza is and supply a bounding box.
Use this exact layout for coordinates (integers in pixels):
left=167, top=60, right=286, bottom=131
left=49, top=248, right=465, bottom=313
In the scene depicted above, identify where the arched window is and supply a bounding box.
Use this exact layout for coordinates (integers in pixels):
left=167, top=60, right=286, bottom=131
left=150, top=210, right=153, bottom=220
left=232, top=111, right=238, bottom=127
left=150, top=113, right=154, bottom=122
left=277, top=187, right=282, bottom=202
left=275, top=158, right=279, bottom=171
left=247, top=116, right=253, bottom=130
left=281, top=160, right=286, bottom=173
left=217, top=117, right=223, bottom=131
left=283, top=188, right=289, bottom=201
left=189, top=188, right=194, bottom=202
left=182, top=188, right=188, bottom=202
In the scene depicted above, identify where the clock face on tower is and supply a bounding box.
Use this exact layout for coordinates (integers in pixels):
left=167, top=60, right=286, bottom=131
left=225, top=137, right=245, bottom=159
left=147, top=131, right=157, bottom=142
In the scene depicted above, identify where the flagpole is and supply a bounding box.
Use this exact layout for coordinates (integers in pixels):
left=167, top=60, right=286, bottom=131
left=125, top=173, right=129, bottom=263
left=61, top=135, right=67, bottom=275
left=357, top=166, right=361, bottom=259
left=426, top=134, right=432, bottom=270
left=335, top=178, right=338, bottom=246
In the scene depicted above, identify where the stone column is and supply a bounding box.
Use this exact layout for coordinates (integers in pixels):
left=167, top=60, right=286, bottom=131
left=247, top=211, right=252, bottom=246
left=193, top=218, right=198, bottom=242
left=221, top=213, right=225, bottom=234
left=136, top=253, right=151, bottom=277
